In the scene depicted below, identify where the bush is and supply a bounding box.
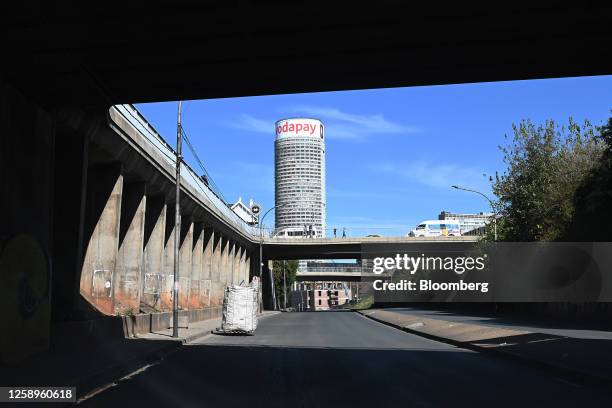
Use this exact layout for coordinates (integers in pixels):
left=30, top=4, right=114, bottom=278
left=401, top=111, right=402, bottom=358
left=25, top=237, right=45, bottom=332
left=492, top=118, right=604, bottom=241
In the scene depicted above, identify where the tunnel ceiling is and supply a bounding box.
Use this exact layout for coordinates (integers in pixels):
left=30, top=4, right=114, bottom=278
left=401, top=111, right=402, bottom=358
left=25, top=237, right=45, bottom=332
left=2, top=2, right=611, bottom=108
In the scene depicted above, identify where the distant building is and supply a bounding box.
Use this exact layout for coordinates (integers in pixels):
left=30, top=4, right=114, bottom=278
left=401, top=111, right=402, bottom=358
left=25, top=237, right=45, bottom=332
left=304, top=260, right=363, bottom=272
left=438, top=210, right=493, bottom=235
left=230, top=197, right=257, bottom=225
left=290, top=281, right=352, bottom=311
left=274, top=118, right=326, bottom=238
left=274, top=118, right=327, bottom=273
left=301, top=260, right=363, bottom=278
left=290, top=284, right=311, bottom=311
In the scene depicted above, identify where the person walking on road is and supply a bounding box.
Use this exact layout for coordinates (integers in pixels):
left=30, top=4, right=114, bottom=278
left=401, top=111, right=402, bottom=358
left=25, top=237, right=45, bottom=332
left=342, top=227, right=347, bottom=238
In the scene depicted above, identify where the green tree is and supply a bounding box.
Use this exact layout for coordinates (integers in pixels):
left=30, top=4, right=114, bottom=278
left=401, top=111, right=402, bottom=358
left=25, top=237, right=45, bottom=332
left=272, top=260, right=299, bottom=308
left=492, top=118, right=603, bottom=241
left=565, top=113, right=612, bottom=241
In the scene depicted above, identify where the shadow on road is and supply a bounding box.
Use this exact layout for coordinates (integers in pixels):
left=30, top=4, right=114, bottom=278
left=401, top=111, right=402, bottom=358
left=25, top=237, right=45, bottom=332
left=80, top=343, right=612, bottom=407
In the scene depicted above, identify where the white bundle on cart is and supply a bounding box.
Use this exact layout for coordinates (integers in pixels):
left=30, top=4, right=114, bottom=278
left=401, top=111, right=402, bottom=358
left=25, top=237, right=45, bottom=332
left=221, top=284, right=258, bottom=332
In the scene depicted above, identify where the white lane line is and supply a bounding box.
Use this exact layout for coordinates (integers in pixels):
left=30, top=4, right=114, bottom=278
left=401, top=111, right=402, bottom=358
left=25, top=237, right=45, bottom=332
left=76, top=359, right=165, bottom=404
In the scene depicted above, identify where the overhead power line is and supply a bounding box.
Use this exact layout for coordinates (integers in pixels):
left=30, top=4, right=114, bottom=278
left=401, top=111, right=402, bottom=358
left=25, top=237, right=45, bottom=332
left=181, top=126, right=228, bottom=205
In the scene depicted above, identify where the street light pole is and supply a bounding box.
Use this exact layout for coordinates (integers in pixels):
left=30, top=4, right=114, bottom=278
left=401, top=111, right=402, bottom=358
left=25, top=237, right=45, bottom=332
left=451, top=185, right=497, bottom=241
left=173, top=100, right=182, bottom=338
left=259, top=205, right=279, bottom=310
left=283, top=260, right=287, bottom=309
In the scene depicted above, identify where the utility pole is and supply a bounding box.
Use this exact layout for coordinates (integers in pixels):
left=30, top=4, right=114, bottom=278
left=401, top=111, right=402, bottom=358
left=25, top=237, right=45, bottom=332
left=283, top=260, right=287, bottom=309
left=172, top=101, right=182, bottom=338
left=258, top=205, right=284, bottom=310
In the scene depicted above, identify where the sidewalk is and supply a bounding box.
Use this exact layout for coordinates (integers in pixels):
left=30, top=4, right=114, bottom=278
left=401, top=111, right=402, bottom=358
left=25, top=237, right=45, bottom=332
left=0, top=311, right=280, bottom=399
left=137, top=310, right=279, bottom=342
left=358, top=308, right=612, bottom=385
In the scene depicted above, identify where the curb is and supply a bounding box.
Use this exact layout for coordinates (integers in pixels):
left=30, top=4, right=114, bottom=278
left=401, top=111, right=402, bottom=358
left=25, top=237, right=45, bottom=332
left=357, top=310, right=612, bottom=388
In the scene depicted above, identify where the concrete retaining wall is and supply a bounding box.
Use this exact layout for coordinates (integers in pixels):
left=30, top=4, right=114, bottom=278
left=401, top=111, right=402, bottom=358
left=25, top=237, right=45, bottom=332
left=122, top=306, right=223, bottom=337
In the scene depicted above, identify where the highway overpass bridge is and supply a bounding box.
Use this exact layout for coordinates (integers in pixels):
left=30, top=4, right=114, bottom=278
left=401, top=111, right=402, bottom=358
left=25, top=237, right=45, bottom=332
left=263, top=236, right=478, bottom=260
left=295, top=270, right=389, bottom=282
left=274, top=236, right=478, bottom=281
left=1, top=3, right=610, bottom=363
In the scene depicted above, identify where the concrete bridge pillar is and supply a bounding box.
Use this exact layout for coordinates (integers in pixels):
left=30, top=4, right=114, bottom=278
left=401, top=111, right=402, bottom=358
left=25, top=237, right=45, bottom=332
left=160, top=202, right=177, bottom=311
left=141, top=195, right=165, bottom=312
left=79, top=162, right=123, bottom=315
left=190, top=223, right=204, bottom=309
left=245, top=252, right=251, bottom=283
left=211, top=233, right=223, bottom=305
left=114, top=182, right=146, bottom=314
left=178, top=217, right=193, bottom=310
left=227, top=240, right=235, bottom=286
left=220, top=237, right=229, bottom=288
left=241, top=246, right=247, bottom=284
left=237, top=245, right=244, bottom=284
left=235, top=246, right=241, bottom=284
left=238, top=246, right=246, bottom=284
left=202, top=229, right=214, bottom=307
left=229, top=241, right=237, bottom=285
left=236, top=243, right=242, bottom=285
left=249, top=252, right=260, bottom=283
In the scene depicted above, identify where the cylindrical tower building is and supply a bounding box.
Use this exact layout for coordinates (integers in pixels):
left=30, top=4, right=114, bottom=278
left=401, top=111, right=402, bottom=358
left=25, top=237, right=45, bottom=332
left=274, top=118, right=326, bottom=238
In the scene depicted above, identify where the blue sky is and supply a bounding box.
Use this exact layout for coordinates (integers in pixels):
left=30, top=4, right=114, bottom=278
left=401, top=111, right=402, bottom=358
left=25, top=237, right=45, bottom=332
left=136, top=75, right=612, bottom=237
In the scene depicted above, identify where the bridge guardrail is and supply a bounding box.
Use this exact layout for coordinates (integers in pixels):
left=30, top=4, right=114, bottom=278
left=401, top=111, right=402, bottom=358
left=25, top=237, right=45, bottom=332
left=112, top=104, right=260, bottom=238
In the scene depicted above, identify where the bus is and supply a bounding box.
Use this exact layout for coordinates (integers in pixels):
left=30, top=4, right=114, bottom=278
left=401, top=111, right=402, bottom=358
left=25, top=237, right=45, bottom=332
left=407, top=220, right=461, bottom=237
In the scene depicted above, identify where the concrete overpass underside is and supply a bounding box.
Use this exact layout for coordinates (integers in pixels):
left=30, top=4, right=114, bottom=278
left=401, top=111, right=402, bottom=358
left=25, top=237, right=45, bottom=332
left=295, top=272, right=391, bottom=282
left=2, top=3, right=611, bottom=109
left=262, top=237, right=479, bottom=260
left=1, top=3, right=611, bottom=363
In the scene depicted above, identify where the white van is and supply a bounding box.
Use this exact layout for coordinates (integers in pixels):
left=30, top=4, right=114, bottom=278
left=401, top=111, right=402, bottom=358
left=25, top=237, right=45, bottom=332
left=407, top=220, right=462, bottom=237
left=274, top=226, right=316, bottom=238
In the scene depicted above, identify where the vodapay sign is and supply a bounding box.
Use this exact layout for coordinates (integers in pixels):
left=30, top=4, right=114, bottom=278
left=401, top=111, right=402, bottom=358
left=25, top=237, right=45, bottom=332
left=275, top=118, right=324, bottom=139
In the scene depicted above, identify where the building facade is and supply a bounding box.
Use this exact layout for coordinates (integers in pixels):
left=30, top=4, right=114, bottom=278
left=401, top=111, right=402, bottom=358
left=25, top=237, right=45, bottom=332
left=230, top=197, right=257, bottom=225
left=274, top=118, right=326, bottom=238
left=290, top=281, right=352, bottom=311
left=438, top=211, right=493, bottom=235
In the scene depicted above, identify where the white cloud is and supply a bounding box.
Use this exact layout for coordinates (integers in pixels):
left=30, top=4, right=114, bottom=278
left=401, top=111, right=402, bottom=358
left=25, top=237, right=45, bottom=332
left=370, top=161, right=491, bottom=191
left=222, top=106, right=419, bottom=140
left=289, top=106, right=409, bottom=132
left=285, top=105, right=420, bottom=139
left=224, top=114, right=273, bottom=134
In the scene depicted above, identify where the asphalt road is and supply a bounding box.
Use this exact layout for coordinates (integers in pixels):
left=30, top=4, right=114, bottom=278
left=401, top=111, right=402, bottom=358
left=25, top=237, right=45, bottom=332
left=81, top=311, right=612, bottom=407
left=388, top=307, right=612, bottom=339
